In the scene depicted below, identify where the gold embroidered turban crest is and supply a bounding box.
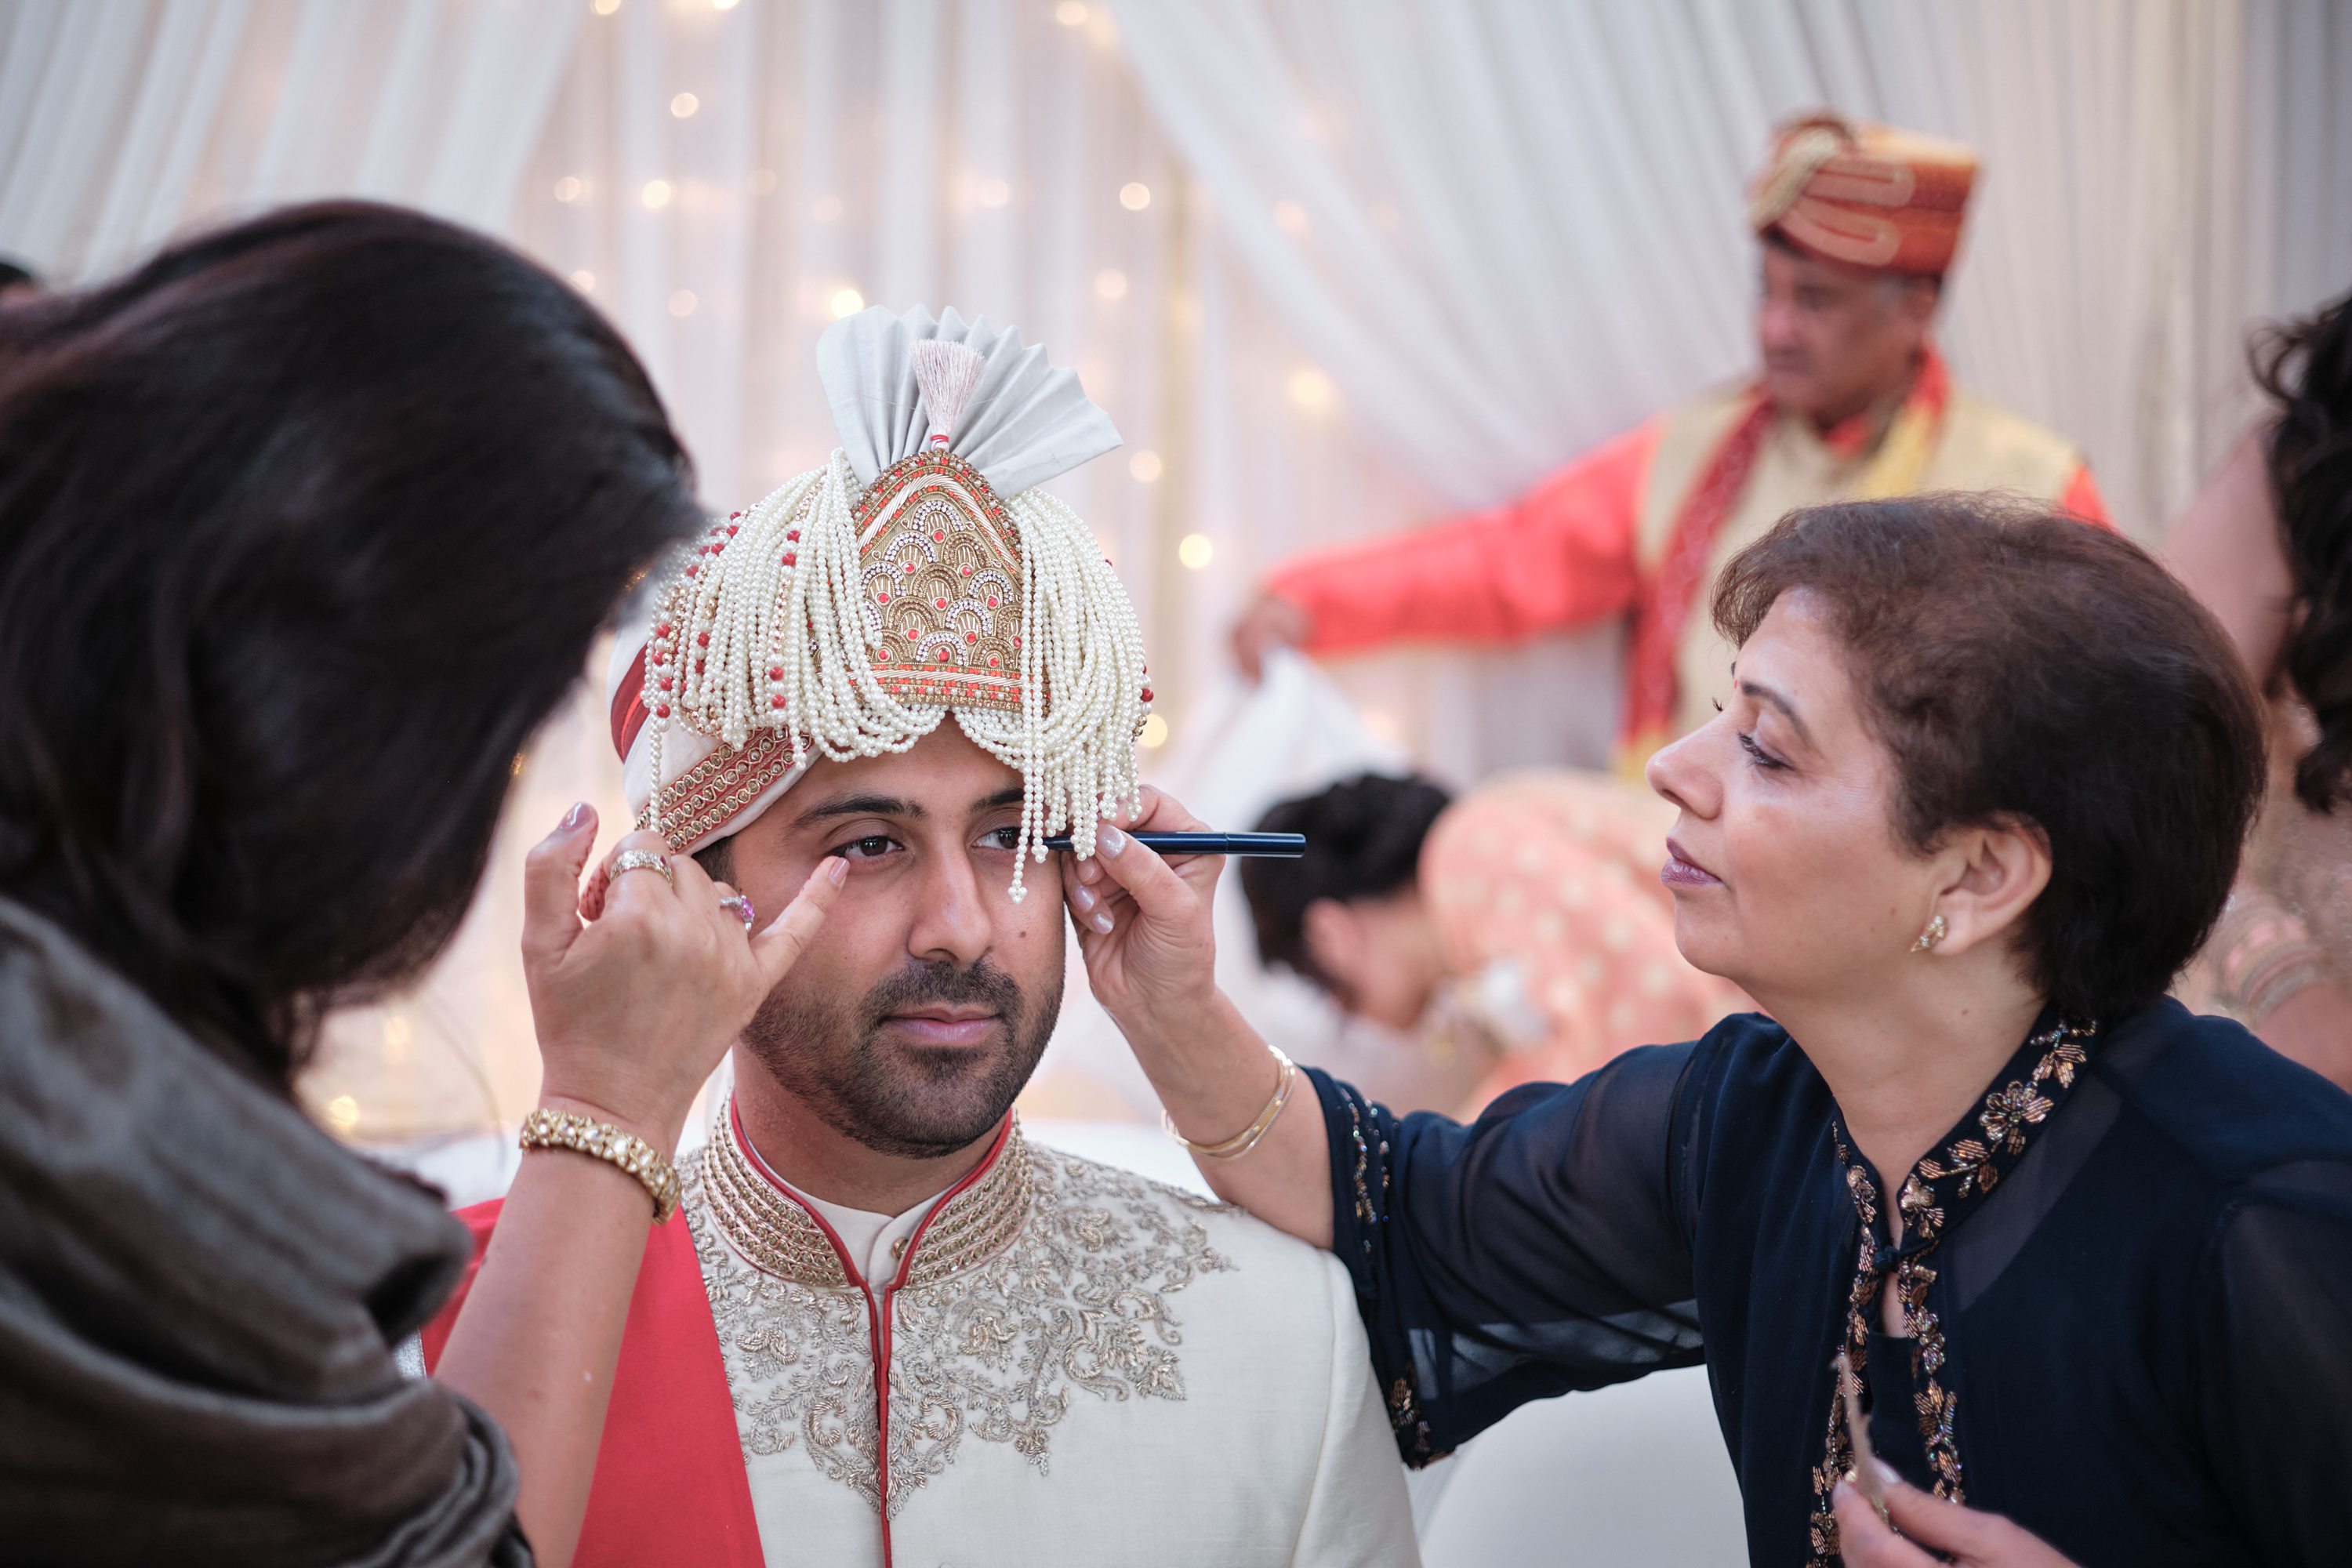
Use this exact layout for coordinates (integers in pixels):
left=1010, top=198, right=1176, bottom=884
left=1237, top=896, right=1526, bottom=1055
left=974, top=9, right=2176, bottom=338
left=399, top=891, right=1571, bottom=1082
left=608, top=307, right=1151, bottom=898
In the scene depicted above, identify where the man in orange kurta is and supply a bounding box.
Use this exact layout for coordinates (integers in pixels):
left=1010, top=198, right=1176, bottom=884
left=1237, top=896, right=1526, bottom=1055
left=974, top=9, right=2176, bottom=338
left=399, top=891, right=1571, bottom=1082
left=1233, top=113, right=2109, bottom=767
left=1232, top=113, right=2110, bottom=1091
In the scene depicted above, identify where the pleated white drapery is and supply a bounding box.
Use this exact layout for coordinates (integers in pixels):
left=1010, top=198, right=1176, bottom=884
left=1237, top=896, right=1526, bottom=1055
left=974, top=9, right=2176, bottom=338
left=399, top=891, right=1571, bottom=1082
left=1110, top=0, right=2352, bottom=536
left=2, top=0, right=2349, bottom=1140
left=0, top=0, right=581, bottom=267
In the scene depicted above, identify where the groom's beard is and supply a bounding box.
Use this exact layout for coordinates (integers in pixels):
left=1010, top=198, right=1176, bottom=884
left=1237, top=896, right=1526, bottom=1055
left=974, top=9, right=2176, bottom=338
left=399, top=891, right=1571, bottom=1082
left=740, top=956, right=1060, bottom=1159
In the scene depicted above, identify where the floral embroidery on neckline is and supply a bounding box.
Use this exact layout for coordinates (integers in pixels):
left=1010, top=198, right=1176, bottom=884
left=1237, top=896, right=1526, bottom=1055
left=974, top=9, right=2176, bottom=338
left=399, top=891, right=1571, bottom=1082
left=1806, top=1017, right=2097, bottom=1565
left=684, top=1141, right=1241, bottom=1518
left=701, top=1099, right=1033, bottom=1290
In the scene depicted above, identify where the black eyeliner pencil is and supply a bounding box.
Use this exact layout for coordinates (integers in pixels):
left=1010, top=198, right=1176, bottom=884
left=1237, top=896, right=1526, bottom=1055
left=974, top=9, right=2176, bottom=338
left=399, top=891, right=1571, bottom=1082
left=1040, top=831, right=1306, bottom=858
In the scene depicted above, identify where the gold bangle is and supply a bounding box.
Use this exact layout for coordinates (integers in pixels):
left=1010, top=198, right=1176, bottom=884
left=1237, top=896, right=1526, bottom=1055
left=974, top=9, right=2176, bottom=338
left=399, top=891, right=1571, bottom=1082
left=519, top=1107, right=681, bottom=1223
left=1162, top=1046, right=1297, bottom=1161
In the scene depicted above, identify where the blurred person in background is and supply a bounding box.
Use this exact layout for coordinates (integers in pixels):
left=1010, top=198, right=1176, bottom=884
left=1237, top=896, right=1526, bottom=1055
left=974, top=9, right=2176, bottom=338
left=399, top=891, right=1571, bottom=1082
left=1230, top=113, right=2107, bottom=1078
left=2170, top=289, right=2352, bottom=1091
left=1232, top=113, right=2107, bottom=718
left=0, top=203, right=844, bottom=1568
left=1243, top=771, right=1742, bottom=1113
left=1101, top=496, right=2352, bottom=1566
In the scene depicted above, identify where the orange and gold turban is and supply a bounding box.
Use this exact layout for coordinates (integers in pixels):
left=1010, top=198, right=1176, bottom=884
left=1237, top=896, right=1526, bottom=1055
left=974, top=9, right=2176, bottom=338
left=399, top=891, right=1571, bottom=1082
left=1747, top=112, right=1978, bottom=277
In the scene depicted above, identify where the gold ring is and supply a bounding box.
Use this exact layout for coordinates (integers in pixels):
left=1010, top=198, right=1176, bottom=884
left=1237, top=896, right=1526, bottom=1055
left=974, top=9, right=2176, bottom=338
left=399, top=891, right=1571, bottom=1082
left=610, top=848, right=675, bottom=890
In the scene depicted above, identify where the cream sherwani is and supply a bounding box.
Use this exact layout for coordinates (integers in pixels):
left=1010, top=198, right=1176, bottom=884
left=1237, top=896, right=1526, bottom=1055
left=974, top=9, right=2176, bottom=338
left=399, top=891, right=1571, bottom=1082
left=427, top=1111, right=1420, bottom=1568
left=690, top=1113, right=1417, bottom=1566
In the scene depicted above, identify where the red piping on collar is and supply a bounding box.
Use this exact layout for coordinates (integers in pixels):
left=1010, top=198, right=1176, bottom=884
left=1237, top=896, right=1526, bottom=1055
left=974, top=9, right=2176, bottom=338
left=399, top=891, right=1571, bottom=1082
left=724, top=1105, right=1018, bottom=1566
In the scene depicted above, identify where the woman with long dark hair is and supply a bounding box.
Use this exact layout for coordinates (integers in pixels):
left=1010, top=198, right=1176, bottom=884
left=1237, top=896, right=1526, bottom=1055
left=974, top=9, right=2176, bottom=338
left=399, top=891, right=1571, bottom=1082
left=1070, top=497, right=2352, bottom=1565
left=0, top=205, right=840, bottom=1566
left=2171, top=290, right=2352, bottom=1089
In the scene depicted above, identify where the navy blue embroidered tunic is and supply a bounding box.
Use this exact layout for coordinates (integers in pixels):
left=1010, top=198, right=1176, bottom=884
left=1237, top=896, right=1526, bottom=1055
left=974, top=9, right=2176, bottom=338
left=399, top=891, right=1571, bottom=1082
left=1313, top=1000, right=2352, bottom=1566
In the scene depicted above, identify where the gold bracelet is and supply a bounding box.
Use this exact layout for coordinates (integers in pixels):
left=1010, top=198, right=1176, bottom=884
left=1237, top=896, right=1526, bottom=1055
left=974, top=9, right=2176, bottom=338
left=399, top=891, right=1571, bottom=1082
left=1162, top=1046, right=1297, bottom=1161
left=519, top=1107, right=681, bottom=1223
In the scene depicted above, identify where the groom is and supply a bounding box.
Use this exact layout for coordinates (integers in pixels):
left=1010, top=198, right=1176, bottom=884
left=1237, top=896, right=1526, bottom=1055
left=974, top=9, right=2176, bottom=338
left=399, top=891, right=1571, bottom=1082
left=423, top=307, right=1414, bottom=1567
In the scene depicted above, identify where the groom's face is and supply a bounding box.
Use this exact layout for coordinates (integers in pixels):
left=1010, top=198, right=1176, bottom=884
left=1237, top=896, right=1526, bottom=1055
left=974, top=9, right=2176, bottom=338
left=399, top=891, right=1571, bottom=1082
left=706, top=725, right=1064, bottom=1158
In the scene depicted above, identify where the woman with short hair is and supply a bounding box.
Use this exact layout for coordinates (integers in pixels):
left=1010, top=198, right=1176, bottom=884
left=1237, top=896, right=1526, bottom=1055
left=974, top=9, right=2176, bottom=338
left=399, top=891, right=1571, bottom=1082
left=1071, top=495, right=2352, bottom=1566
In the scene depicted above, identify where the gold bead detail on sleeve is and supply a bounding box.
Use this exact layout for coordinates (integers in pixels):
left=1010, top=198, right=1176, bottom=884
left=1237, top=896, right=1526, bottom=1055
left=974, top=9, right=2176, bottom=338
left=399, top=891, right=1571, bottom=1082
left=1161, top=1045, right=1298, bottom=1160
left=519, top=1106, right=682, bottom=1223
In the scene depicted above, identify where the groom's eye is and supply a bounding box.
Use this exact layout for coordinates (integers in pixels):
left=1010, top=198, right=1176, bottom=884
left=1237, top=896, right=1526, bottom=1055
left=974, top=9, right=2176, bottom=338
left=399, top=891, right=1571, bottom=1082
left=837, top=834, right=899, bottom=860
left=978, top=825, right=1022, bottom=851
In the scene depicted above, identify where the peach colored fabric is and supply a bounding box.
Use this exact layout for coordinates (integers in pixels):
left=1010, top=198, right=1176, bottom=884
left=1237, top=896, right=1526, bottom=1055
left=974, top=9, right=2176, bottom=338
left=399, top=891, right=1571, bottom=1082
left=1419, top=770, right=1749, bottom=1111
left=2181, top=694, right=2352, bottom=1022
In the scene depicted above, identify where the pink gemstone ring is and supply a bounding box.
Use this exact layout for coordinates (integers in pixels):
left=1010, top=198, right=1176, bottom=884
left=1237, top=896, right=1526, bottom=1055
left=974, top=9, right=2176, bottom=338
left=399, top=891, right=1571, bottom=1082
left=717, top=893, right=756, bottom=934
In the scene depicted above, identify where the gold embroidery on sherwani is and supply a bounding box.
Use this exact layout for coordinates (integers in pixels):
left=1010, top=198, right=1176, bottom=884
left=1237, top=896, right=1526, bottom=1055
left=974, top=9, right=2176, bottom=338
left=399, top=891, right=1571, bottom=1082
left=684, top=1133, right=1240, bottom=1519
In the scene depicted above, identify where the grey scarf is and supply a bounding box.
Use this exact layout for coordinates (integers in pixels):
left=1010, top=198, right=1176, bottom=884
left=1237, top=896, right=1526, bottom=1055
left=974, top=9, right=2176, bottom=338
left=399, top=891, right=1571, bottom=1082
left=0, top=898, right=528, bottom=1566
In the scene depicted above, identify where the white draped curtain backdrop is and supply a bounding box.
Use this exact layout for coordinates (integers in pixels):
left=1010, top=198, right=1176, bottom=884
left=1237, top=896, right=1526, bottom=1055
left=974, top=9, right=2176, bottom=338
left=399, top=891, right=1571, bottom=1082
left=3, top=0, right=2348, bottom=1140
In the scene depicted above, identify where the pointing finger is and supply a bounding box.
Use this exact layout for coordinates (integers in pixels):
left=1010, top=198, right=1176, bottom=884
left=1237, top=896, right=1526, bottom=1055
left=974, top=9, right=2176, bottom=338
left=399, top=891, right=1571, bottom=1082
left=1874, top=1469, right=2003, bottom=1556
left=522, top=802, right=597, bottom=966
left=1063, top=851, right=1114, bottom=936
left=750, top=856, right=848, bottom=989
left=1080, top=821, right=1196, bottom=928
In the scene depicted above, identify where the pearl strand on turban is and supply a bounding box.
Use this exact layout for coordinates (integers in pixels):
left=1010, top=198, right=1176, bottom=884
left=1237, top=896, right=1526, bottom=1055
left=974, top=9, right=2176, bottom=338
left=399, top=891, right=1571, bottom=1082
left=649, top=456, right=1143, bottom=902
left=623, top=307, right=1145, bottom=895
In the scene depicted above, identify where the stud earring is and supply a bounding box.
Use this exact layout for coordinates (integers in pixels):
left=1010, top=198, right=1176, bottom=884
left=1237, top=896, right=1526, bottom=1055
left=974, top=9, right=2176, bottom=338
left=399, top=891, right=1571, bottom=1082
left=1912, top=913, right=1947, bottom=953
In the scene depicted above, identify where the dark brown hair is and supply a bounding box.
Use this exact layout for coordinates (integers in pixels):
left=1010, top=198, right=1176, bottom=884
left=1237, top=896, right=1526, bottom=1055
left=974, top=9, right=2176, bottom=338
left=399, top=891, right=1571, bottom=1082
left=1241, top=772, right=1454, bottom=997
left=0, top=203, right=700, bottom=1084
left=1713, top=495, right=2265, bottom=1022
left=2252, top=289, right=2352, bottom=811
